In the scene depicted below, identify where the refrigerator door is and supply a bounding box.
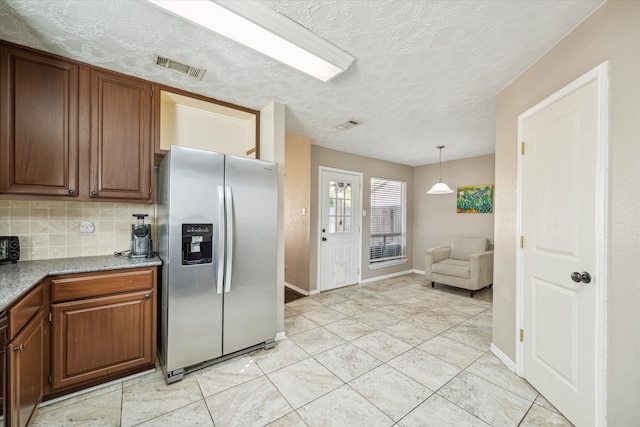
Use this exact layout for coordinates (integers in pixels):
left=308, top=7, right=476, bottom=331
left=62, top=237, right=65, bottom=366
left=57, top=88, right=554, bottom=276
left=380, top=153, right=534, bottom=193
left=161, top=146, right=225, bottom=372
left=223, top=155, right=278, bottom=354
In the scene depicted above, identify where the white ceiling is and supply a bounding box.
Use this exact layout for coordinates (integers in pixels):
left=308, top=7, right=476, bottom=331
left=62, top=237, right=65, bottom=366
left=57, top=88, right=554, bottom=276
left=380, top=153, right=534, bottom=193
left=0, top=0, right=604, bottom=166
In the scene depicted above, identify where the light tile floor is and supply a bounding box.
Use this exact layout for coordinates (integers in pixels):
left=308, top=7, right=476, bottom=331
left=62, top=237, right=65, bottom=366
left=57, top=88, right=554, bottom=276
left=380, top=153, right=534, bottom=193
left=32, top=274, right=574, bottom=426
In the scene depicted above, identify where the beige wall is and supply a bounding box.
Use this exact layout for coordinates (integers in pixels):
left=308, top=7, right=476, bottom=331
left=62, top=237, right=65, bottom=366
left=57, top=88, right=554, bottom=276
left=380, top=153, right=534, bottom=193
left=160, top=91, right=256, bottom=156
left=0, top=199, right=154, bottom=260
left=284, top=133, right=311, bottom=291
left=310, top=145, right=414, bottom=291
left=413, top=154, right=495, bottom=272
left=494, top=1, right=640, bottom=422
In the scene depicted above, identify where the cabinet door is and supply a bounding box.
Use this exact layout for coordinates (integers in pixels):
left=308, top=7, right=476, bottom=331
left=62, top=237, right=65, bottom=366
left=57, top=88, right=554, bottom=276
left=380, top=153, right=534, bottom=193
left=51, top=290, right=154, bottom=391
left=89, top=70, right=151, bottom=201
left=7, top=313, right=44, bottom=427
left=0, top=45, right=79, bottom=197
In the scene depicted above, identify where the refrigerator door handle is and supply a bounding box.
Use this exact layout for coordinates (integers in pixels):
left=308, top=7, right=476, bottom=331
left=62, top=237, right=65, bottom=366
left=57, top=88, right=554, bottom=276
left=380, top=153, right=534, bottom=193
left=217, top=186, right=225, bottom=295
left=224, top=186, right=234, bottom=293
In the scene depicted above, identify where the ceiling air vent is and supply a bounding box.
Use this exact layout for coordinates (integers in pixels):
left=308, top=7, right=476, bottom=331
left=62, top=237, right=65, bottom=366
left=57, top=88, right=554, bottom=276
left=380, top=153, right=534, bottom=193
left=336, top=120, right=362, bottom=130
left=153, top=54, right=206, bottom=81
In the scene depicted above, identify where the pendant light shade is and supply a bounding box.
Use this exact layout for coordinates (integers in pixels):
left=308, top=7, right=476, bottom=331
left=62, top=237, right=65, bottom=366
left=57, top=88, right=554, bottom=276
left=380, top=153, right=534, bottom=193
left=427, top=145, right=454, bottom=194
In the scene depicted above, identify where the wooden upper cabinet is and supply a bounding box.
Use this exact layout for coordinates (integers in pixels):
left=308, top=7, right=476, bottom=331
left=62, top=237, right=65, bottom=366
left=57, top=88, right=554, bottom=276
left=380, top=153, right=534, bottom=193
left=89, top=70, right=152, bottom=201
left=0, top=45, right=79, bottom=197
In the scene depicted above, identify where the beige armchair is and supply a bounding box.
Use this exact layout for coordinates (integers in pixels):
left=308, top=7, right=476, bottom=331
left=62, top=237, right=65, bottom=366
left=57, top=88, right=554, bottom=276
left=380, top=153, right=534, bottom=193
left=424, top=237, right=494, bottom=297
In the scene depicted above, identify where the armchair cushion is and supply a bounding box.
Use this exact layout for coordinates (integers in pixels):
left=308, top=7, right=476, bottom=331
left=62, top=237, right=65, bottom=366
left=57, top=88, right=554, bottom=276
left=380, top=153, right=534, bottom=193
left=432, top=259, right=470, bottom=279
left=449, top=237, right=489, bottom=261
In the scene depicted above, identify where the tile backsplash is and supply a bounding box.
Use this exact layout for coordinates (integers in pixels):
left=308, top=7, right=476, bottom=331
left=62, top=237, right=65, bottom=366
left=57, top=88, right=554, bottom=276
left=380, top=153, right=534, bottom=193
left=0, top=200, right=155, bottom=261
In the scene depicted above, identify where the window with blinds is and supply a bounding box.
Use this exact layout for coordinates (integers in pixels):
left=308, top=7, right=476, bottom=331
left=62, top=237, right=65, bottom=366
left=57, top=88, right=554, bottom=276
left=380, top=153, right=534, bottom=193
left=370, top=177, right=406, bottom=264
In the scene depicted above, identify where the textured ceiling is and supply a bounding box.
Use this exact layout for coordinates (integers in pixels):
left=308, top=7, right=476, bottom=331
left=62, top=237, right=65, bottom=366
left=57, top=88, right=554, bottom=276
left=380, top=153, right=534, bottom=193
left=0, top=0, right=604, bottom=166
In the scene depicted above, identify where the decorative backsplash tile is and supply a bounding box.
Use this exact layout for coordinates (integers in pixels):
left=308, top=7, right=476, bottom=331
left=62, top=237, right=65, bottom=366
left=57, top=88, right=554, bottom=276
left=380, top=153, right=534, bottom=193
left=0, top=200, right=155, bottom=261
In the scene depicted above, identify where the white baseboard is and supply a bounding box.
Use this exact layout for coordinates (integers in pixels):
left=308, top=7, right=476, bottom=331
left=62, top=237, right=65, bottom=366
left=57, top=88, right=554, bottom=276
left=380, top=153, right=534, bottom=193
left=413, top=269, right=425, bottom=275
left=309, top=289, right=320, bottom=295
left=360, top=269, right=414, bottom=285
left=284, top=282, right=310, bottom=296
left=275, top=331, right=286, bottom=341
left=490, top=343, right=518, bottom=373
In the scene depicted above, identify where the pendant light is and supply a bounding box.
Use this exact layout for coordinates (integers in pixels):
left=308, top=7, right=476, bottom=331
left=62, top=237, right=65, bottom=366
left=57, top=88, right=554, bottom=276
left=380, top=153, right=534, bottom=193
left=427, top=145, right=454, bottom=194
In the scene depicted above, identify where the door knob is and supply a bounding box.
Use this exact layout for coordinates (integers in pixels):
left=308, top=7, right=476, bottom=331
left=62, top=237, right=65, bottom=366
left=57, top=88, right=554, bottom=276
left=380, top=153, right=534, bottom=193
left=322, top=237, right=327, bottom=241
left=571, top=271, right=592, bottom=283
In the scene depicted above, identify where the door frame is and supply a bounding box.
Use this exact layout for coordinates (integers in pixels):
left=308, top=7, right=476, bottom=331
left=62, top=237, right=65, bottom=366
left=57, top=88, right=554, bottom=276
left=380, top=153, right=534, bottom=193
left=515, top=61, right=608, bottom=425
left=317, top=166, right=363, bottom=292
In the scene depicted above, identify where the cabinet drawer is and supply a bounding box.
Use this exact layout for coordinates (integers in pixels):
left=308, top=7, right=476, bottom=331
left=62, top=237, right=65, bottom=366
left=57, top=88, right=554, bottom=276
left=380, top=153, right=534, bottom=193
left=8, top=283, right=43, bottom=340
left=51, top=268, right=153, bottom=302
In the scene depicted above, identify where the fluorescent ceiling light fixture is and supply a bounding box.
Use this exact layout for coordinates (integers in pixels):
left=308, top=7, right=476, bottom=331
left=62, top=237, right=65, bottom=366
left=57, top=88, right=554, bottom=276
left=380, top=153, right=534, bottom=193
left=147, top=0, right=356, bottom=81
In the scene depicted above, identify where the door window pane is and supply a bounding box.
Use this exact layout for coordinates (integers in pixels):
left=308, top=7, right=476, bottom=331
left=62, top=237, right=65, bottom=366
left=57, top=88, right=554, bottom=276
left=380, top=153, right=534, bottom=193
left=328, top=181, right=352, bottom=234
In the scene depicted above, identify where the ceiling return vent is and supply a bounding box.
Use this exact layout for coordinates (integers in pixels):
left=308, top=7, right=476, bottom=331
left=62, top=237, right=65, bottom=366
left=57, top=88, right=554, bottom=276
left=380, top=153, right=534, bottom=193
left=153, top=54, right=206, bottom=80
left=336, top=120, right=362, bottom=130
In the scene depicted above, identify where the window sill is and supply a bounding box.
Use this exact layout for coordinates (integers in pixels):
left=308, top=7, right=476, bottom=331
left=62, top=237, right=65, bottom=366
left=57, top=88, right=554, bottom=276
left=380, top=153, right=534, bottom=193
left=368, top=258, right=408, bottom=269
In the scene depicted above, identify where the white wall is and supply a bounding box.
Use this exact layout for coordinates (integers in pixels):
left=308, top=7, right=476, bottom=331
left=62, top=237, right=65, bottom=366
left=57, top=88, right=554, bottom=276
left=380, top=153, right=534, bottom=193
left=259, top=101, right=286, bottom=337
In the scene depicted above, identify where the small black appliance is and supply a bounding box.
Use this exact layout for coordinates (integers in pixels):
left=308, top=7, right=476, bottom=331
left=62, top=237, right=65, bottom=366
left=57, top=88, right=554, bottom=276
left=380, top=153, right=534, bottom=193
left=129, top=214, right=153, bottom=259
left=0, top=236, right=19, bottom=264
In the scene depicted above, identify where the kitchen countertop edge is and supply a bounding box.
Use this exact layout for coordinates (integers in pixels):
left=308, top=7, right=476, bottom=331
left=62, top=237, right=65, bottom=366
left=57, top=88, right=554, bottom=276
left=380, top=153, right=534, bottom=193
left=0, top=255, right=162, bottom=311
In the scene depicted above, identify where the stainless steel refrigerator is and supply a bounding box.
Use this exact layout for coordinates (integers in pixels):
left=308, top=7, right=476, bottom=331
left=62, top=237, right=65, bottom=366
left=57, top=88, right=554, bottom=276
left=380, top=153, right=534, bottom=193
left=156, top=146, right=277, bottom=384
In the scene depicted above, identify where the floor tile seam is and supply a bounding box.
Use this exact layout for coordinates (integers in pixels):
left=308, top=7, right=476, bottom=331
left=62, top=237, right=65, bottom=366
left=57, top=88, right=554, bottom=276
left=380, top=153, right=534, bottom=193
left=349, top=336, right=416, bottom=364
left=251, top=351, right=314, bottom=378
left=276, top=372, right=347, bottom=412
left=310, top=346, right=383, bottom=383
left=515, top=398, right=540, bottom=426
left=419, top=331, right=490, bottom=359
left=256, top=370, right=299, bottom=416
left=416, top=343, right=485, bottom=371
left=428, top=390, right=494, bottom=426
left=341, top=378, right=428, bottom=424
left=459, top=367, right=537, bottom=404
left=127, top=398, right=212, bottom=427
left=442, top=306, right=491, bottom=319
left=423, top=362, right=503, bottom=425
left=194, top=368, right=267, bottom=402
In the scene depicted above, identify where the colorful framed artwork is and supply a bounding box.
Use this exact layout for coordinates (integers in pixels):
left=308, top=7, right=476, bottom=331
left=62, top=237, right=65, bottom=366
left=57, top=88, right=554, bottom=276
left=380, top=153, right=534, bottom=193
left=457, top=185, right=493, bottom=213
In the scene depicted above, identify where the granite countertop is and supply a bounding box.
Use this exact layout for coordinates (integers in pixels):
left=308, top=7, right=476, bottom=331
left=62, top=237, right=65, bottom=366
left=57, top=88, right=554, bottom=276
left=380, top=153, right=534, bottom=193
left=0, top=255, right=162, bottom=311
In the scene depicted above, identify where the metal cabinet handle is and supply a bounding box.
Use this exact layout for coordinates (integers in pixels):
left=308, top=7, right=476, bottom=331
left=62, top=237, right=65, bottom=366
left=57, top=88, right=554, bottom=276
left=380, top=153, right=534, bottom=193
left=14, top=344, right=24, bottom=352
left=144, top=293, right=151, bottom=299
left=90, top=191, right=98, bottom=197
left=68, top=189, right=75, bottom=195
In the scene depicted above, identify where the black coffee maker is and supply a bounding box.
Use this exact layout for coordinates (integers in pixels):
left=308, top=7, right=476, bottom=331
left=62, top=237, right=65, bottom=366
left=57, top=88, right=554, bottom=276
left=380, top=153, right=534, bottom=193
left=129, top=214, right=153, bottom=258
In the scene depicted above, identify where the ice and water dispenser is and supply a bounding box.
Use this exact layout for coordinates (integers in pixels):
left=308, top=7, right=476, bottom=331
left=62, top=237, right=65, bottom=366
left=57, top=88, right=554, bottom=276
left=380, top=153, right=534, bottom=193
left=181, top=224, right=213, bottom=265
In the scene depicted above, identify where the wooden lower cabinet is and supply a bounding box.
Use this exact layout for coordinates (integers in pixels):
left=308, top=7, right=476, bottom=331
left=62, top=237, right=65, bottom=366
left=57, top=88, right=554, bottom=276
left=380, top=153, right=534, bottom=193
left=6, top=312, right=44, bottom=427
left=50, top=289, right=154, bottom=390
left=47, top=268, right=156, bottom=394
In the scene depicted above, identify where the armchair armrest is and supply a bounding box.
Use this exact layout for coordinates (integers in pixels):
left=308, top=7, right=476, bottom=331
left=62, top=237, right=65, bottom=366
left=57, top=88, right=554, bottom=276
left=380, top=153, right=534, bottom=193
left=425, top=246, right=451, bottom=279
left=469, top=250, right=494, bottom=288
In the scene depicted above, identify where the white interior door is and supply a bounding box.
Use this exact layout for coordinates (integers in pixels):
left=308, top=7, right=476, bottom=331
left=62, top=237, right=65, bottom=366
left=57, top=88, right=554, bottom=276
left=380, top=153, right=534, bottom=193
left=518, top=65, right=607, bottom=427
left=319, top=169, right=362, bottom=291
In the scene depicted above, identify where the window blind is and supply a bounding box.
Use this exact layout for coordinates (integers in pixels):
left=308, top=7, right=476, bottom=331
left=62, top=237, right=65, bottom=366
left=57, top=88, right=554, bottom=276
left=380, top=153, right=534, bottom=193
left=370, top=177, right=406, bottom=264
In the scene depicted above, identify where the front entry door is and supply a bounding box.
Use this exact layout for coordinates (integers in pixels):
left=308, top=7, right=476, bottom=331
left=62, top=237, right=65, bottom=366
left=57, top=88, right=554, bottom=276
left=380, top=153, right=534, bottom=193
left=518, top=64, right=607, bottom=426
left=319, top=169, right=362, bottom=291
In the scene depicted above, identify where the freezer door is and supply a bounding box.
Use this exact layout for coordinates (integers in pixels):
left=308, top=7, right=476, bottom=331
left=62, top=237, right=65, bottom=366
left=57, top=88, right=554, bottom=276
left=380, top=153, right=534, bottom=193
left=162, top=146, right=225, bottom=372
left=223, top=155, right=278, bottom=354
